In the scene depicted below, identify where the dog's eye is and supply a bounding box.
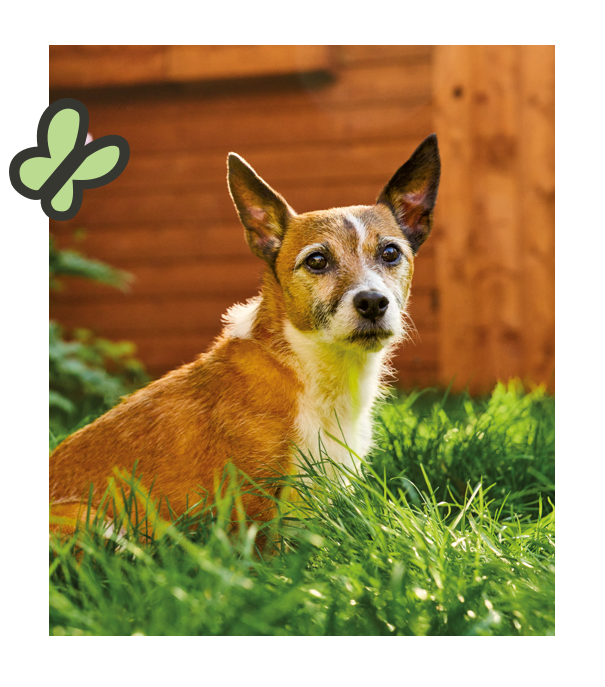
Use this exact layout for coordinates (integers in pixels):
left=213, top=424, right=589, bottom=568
left=381, top=245, right=401, bottom=264
left=305, top=253, right=328, bottom=271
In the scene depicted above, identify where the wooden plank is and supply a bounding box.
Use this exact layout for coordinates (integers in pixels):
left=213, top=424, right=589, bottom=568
left=52, top=222, right=252, bottom=260
left=50, top=45, right=166, bottom=88
left=433, top=46, right=476, bottom=392
left=397, top=357, right=439, bottom=371
left=433, top=46, right=550, bottom=393
left=336, top=46, right=433, bottom=66
left=51, top=57, right=431, bottom=114
left=55, top=253, right=266, bottom=302
left=392, top=356, right=439, bottom=389
left=518, top=45, right=555, bottom=390
left=470, top=46, right=523, bottom=388
left=165, top=45, right=333, bottom=81
left=404, top=294, right=439, bottom=336
left=409, top=252, right=436, bottom=290
left=392, top=366, right=440, bottom=390
left=54, top=186, right=236, bottom=227
left=51, top=295, right=240, bottom=336
left=312, top=62, right=431, bottom=106
left=77, top=101, right=433, bottom=155
left=399, top=321, right=439, bottom=357
left=50, top=46, right=335, bottom=89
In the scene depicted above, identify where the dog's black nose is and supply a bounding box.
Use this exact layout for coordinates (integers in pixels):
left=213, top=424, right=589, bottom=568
left=353, top=291, right=389, bottom=321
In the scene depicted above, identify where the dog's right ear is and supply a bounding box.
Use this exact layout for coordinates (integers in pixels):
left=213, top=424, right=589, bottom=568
left=227, top=153, right=296, bottom=265
left=377, top=134, right=441, bottom=255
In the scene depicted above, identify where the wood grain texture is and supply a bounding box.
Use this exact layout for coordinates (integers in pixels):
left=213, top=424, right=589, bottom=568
left=48, top=45, right=438, bottom=386
left=433, top=46, right=554, bottom=392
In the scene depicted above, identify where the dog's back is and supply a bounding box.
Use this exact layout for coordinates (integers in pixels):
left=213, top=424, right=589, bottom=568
left=50, top=303, right=300, bottom=530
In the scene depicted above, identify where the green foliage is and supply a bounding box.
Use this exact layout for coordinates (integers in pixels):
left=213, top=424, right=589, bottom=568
left=49, top=384, right=554, bottom=636
left=49, top=234, right=132, bottom=292
left=49, top=321, right=149, bottom=439
left=49, top=232, right=149, bottom=440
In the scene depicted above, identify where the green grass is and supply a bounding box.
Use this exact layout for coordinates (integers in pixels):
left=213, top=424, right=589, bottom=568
left=49, top=380, right=554, bottom=636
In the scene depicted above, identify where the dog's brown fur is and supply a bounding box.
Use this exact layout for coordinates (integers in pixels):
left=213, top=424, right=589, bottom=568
left=50, top=135, right=440, bottom=536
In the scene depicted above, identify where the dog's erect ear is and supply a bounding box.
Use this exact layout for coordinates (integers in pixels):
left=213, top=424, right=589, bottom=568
left=227, top=153, right=296, bottom=265
left=377, top=134, right=441, bottom=254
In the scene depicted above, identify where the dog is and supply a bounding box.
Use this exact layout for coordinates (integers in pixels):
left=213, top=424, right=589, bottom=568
left=49, top=134, right=440, bottom=536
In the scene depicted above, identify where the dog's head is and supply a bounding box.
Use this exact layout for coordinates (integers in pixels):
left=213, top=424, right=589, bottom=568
left=227, top=135, right=440, bottom=352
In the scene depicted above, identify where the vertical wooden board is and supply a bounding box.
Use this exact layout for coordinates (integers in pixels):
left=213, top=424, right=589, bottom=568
left=406, top=245, right=435, bottom=289
left=519, top=45, right=555, bottom=390
left=433, top=46, right=542, bottom=393
left=433, top=46, right=476, bottom=391
left=470, top=46, right=523, bottom=388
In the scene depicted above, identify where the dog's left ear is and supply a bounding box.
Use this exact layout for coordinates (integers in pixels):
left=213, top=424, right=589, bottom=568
left=377, top=134, right=441, bottom=254
left=228, top=153, right=296, bottom=265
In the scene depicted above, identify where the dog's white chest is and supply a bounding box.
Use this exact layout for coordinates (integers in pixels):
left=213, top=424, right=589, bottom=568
left=284, top=322, right=387, bottom=479
left=292, top=397, right=375, bottom=476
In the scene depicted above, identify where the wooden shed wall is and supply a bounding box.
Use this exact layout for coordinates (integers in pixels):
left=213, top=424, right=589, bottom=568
left=50, top=46, right=605, bottom=390
left=50, top=46, right=439, bottom=386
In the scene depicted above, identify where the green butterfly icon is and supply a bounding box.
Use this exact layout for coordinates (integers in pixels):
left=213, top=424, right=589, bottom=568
left=9, top=98, right=129, bottom=221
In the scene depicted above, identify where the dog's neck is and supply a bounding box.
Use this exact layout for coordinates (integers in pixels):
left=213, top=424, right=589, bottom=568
left=255, top=272, right=392, bottom=436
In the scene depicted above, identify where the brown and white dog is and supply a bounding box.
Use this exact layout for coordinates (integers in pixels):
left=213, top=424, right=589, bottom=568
left=50, top=134, right=440, bottom=535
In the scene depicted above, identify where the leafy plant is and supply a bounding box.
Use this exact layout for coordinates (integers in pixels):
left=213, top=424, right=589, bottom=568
left=49, top=234, right=131, bottom=291
left=49, top=233, right=149, bottom=440
left=49, top=321, right=149, bottom=439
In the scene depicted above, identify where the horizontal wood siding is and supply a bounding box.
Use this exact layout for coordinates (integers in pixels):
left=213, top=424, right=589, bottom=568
left=49, top=46, right=334, bottom=88
left=50, top=46, right=438, bottom=384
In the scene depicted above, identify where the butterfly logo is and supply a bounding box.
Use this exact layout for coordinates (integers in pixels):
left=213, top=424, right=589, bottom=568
left=9, top=98, right=130, bottom=221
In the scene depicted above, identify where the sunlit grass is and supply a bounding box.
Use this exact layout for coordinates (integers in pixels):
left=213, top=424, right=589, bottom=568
left=49, top=381, right=554, bottom=636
